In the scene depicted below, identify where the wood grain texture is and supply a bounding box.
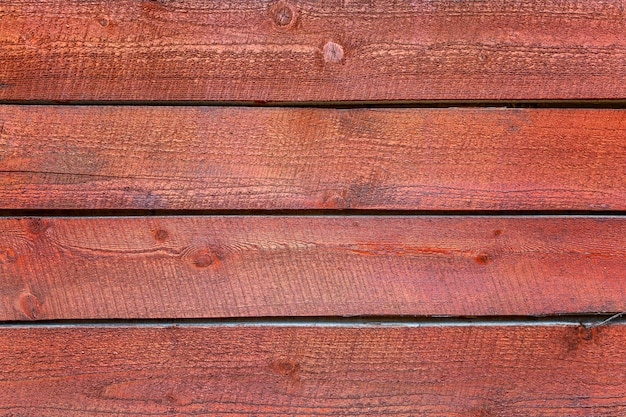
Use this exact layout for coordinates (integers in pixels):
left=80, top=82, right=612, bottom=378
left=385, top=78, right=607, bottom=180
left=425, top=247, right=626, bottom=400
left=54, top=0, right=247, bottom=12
left=2, top=0, right=626, bottom=101
left=2, top=216, right=625, bottom=320
left=1, top=106, right=624, bottom=210
left=0, top=324, right=625, bottom=416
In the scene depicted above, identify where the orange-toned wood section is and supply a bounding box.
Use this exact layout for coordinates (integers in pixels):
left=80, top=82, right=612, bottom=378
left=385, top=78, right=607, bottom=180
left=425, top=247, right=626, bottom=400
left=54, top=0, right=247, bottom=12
left=1, top=106, right=624, bottom=210
left=2, top=0, right=626, bottom=101
left=0, top=324, right=624, bottom=416
left=2, top=216, right=624, bottom=320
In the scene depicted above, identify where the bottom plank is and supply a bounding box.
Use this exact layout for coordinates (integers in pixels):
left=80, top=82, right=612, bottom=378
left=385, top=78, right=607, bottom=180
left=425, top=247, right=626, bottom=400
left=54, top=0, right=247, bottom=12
left=0, top=324, right=624, bottom=416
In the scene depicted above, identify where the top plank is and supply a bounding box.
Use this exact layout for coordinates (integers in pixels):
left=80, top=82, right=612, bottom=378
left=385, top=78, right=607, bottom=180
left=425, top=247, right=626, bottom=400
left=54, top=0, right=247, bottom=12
left=1, top=0, right=626, bottom=102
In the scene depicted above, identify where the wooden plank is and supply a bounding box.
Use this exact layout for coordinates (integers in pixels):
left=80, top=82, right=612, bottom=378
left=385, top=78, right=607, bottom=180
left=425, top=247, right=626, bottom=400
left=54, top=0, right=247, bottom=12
left=0, top=323, right=624, bottom=415
left=2, top=216, right=625, bottom=320
left=1, top=106, right=624, bottom=210
left=2, top=1, right=626, bottom=101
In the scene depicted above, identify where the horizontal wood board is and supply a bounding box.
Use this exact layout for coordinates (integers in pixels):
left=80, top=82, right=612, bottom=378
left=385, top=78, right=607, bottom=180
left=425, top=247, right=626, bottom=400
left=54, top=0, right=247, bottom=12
left=0, top=324, right=624, bottom=416
left=2, top=216, right=624, bottom=320
left=1, top=106, right=625, bottom=210
left=2, top=0, right=626, bottom=101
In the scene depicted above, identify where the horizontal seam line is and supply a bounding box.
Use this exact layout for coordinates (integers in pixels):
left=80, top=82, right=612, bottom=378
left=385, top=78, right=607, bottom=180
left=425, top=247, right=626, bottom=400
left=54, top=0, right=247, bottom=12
left=0, top=315, right=625, bottom=328
left=0, top=210, right=625, bottom=217
left=4, top=99, right=626, bottom=108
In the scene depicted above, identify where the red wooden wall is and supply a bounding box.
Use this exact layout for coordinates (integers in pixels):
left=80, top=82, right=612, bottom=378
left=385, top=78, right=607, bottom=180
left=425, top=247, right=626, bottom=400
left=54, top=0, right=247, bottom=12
left=1, top=1, right=625, bottom=415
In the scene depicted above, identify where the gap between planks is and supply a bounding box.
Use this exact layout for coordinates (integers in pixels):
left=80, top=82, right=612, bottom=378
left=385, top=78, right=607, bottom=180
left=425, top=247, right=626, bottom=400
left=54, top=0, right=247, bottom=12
left=6, top=100, right=626, bottom=108
left=1, top=210, right=626, bottom=217
left=1, top=315, right=624, bottom=328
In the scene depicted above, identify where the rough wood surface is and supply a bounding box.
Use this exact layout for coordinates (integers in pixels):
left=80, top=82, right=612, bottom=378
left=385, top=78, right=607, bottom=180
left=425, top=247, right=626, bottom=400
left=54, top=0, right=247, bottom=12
left=2, top=0, right=626, bottom=101
left=0, top=324, right=625, bottom=416
left=1, top=106, right=624, bottom=210
left=2, top=216, right=625, bottom=320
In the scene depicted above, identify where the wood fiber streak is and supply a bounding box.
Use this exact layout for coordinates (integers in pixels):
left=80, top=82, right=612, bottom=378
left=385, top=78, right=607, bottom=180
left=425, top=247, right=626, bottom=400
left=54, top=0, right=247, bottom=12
left=0, top=325, right=625, bottom=416
left=1, top=106, right=624, bottom=210
left=1, top=216, right=625, bottom=320
left=2, top=0, right=626, bottom=101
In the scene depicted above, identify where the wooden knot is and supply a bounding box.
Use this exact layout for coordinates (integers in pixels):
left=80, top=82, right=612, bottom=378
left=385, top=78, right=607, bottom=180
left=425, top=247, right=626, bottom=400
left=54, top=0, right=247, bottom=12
left=0, top=247, right=17, bottom=264
left=19, top=292, right=43, bottom=320
left=191, top=248, right=220, bottom=268
left=153, top=229, right=169, bottom=242
left=475, top=251, right=493, bottom=265
left=323, top=41, right=344, bottom=63
left=270, top=2, right=297, bottom=28
left=27, top=218, right=50, bottom=236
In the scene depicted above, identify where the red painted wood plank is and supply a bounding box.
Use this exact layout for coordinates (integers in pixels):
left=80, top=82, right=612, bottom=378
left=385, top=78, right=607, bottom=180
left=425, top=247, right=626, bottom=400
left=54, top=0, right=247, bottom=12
left=0, top=324, right=624, bottom=416
left=2, top=0, right=626, bottom=101
left=1, top=106, right=624, bottom=210
left=2, top=216, right=624, bottom=320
